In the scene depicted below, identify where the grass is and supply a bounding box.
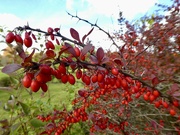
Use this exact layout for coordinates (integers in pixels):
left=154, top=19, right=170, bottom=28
left=0, top=70, right=84, bottom=134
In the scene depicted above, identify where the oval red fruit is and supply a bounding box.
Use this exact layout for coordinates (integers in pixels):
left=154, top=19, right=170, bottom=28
left=41, top=83, right=48, bottom=92
left=61, top=74, right=68, bottom=84
left=76, top=69, right=82, bottom=79
left=169, top=109, right=176, bottom=116
left=68, top=74, right=75, bottom=85
left=172, top=100, right=179, bottom=107
left=22, top=74, right=32, bottom=88
left=30, top=80, right=40, bottom=92
left=15, top=34, right=23, bottom=45
left=111, top=68, right=119, bottom=75
left=74, top=47, right=80, bottom=57
left=153, top=90, right=160, bottom=97
left=24, top=37, right=32, bottom=47
left=143, top=94, right=149, bottom=101
left=47, top=27, right=53, bottom=34
left=6, top=32, right=15, bottom=43
left=58, top=64, right=66, bottom=74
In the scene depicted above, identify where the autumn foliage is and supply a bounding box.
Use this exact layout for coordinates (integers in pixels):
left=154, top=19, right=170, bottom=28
left=1, top=0, right=180, bottom=134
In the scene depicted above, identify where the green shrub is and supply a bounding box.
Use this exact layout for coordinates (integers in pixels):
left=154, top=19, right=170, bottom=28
left=0, top=76, right=12, bottom=87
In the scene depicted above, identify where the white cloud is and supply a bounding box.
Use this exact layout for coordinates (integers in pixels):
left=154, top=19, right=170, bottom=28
left=0, top=13, right=27, bottom=29
left=66, top=0, right=74, bottom=10
left=84, top=0, right=158, bottom=20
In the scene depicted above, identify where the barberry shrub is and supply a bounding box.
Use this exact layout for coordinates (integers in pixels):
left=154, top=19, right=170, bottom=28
left=1, top=0, right=180, bottom=134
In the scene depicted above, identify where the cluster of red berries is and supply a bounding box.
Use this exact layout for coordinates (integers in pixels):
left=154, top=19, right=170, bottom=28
left=37, top=107, right=88, bottom=134
left=6, top=31, right=33, bottom=47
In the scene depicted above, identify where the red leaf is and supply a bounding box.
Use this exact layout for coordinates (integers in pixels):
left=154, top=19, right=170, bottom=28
left=101, top=56, right=109, bottom=64
left=1, top=64, right=22, bottom=74
left=59, top=46, right=70, bottom=56
left=56, top=38, right=60, bottom=45
left=96, top=47, right=104, bottom=62
left=64, top=42, right=76, bottom=57
left=24, top=49, right=35, bottom=63
left=31, top=33, right=37, bottom=40
left=152, top=77, right=160, bottom=86
left=45, top=40, right=55, bottom=50
left=90, top=55, right=98, bottom=64
left=81, top=44, right=93, bottom=56
left=82, top=27, right=94, bottom=43
left=70, top=28, right=81, bottom=43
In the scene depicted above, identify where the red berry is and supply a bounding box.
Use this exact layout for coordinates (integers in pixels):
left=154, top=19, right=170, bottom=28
left=61, top=74, right=68, bottom=84
left=24, top=37, right=32, bottom=47
left=6, top=32, right=15, bottom=43
left=111, top=68, right=119, bottom=75
left=47, top=27, right=53, bottom=34
left=121, top=79, right=128, bottom=90
left=74, top=47, right=80, bottom=57
left=97, top=72, right=104, bottom=83
left=39, top=65, right=52, bottom=75
left=68, top=74, right=75, bottom=85
left=41, top=83, right=48, bottom=92
left=91, top=75, right=98, bottom=83
left=153, top=90, right=160, bottom=97
left=45, top=40, right=55, bottom=50
left=15, top=34, right=23, bottom=45
left=76, top=69, right=82, bottom=79
left=22, top=74, right=32, bottom=88
left=162, top=101, right=169, bottom=108
left=172, top=100, right=179, bottom=107
left=58, top=64, right=66, bottom=74
left=36, top=73, right=47, bottom=83
left=82, top=75, right=91, bottom=85
left=169, top=109, right=176, bottom=116
left=78, top=90, right=86, bottom=97
left=143, top=94, right=149, bottom=101
left=149, top=94, right=155, bottom=102
left=154, top=101, right=161, bottom=108
left=46, top=49, right=56, bottom=58
left=30, top=80, right=40, bottom=92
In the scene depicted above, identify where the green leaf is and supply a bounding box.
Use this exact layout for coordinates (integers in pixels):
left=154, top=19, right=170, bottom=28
left=18, top=101, right=30, bottom=115
left=30, top=118, right=45, bottom=128
left=10, top=123, right=21, bottom=134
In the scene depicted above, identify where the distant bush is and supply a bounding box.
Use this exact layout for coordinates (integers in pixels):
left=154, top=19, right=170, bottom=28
left=0, top=76, right=12, bottom=87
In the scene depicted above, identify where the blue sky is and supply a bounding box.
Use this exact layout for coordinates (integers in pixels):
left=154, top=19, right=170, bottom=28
left=0, top=0, right=172, bottom=52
